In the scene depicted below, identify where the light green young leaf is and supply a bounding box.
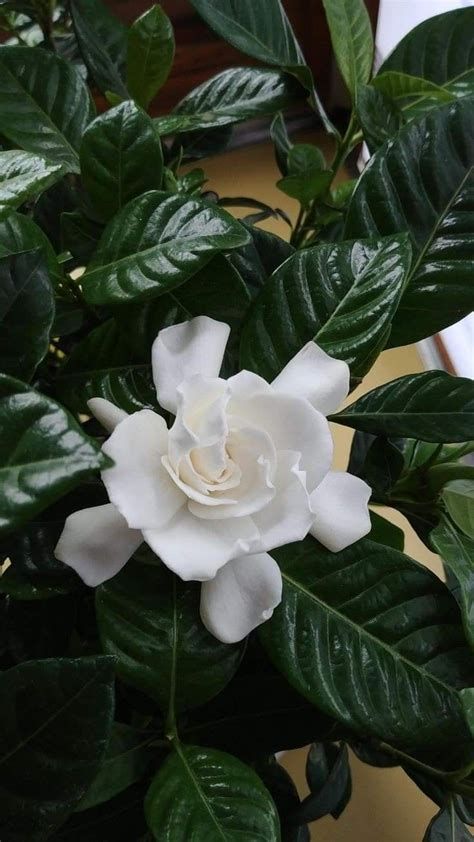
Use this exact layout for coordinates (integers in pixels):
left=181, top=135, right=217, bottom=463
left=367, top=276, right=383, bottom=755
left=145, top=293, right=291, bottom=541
left=322, top=0, right=374, bottom=97
left=442, top=481, right=474, bottom=540
left=127, top=4, right=175, bottom=108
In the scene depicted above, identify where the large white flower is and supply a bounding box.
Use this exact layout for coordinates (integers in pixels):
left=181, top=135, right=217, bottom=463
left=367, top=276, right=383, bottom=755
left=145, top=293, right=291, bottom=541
left=55, top=317, right=371, bottom=643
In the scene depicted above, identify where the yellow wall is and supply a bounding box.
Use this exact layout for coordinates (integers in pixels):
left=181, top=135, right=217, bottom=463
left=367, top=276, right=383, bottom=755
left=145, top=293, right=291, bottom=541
left=196, top=133, right=443, bottom=841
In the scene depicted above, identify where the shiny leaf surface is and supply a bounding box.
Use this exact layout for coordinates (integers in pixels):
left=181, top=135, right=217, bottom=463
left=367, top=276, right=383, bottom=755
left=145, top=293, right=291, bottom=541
left=431, top=516, right=474, bottom=651
left=0, top=47, right=94, bottom=172
left=0, top=250, right=54, bottom=381
left=127, top=4, right=175, bottom=108
left=260, top=536, right=474, bottom=754
left=345, top=98, right=474, bottom=345
left=96, top=560, right=244, bottom=711
left=155, top=67, right=302, bottom=134
left=0, top=656, right=115, bottom=841
left=80, top=101, right=164, bottom=221
left=332, top=371, right=474, bottom=442
left=356, top=84, right=404, bottom=154
left=0, top=151, right=63, bottom=219
left=442, top=481, right=474, bottom=540
left=321, top=0, right=374, bottom=97
left=0, top=212, right=60, bottom=284
left=145, top=744, right=280, bottom=841
left=0, top=376, right=108, bottom=535
left=81, top=191, right=250, bottom=305
left=71, top=0, right=128, bottom=98
left=240, top=235, right=411, bottom=381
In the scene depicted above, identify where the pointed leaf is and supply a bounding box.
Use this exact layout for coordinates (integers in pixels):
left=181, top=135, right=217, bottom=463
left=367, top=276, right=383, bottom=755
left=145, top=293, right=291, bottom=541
left=442, top=481, right=474, bottom=540
left=332, top=371, right=474, bottom=442
left=356, top=84, right=404, bottom=154
left=154, top=67, right=302, bottom=135
left=431, top=516, right=474, bottom=651
left=0, top=47, right=94, bottom=172
left=0, top=151, right=63, bottom=219
left=423, top=805, right=473, bottom=841
left=372, top=71, right=454, bottom=104
left=260, top=537, right=474, bottom=757
left=0, top=250, right=54, bottom=381
left=81, top=191, right=250, bottom=305
left=0, top=375, right=108, bottom=535
left=71, top=0, right=128, bottom=98
left=240, top=235, right=411, bottom=381
left=345, top=98, right=474, bottom=345
left=321, top=0, right=374, bottom=97
left=96, top=560, right=244, bottom=712
left=80, top=101, right=164, bottom=222
left=0, top=212, right=60, bottom=285
left=0, top=656, right=115, bottom=841
left=127, top=4, right=175, bottom=108
left=145, top=744, right=280, bottom=841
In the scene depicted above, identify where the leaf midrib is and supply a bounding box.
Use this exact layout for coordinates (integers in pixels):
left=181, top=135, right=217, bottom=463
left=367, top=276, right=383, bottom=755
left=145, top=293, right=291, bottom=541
left=282, top=570, right=459, bottom=698
left=174, top=743, right=227, bottom=840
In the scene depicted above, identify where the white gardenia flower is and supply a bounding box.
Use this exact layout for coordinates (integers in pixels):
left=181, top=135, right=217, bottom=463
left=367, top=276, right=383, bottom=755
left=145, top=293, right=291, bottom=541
left=55, top=316, right=371, bottom=643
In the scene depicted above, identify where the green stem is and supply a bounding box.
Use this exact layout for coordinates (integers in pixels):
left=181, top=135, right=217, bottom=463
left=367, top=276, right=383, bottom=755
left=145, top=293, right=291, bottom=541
left=377, top=741, right=474, bottom=791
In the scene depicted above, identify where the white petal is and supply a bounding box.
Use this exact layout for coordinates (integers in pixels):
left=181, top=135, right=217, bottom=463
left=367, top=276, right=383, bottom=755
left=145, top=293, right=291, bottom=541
left=167, top=375, right=229, bottom=476
left=152, top=317, right=230, bottom=413
left=228, top=390, right=333, bottom=491
left=54, top=504, right=142, bottom=587
left=310, top=471, right=372, bottom=552
left=252, top=450, right=314, bottom=551
left=102, top=409, right=185, bottom=530
left=200, top=553, right=282, bottom=643
left=272, top=342, right=350, bottom=416
left=227, top=369, right=272, bottom=400
left=88, top=397, right=128, bottom=433
left=143, top=508, right=260, bottom=581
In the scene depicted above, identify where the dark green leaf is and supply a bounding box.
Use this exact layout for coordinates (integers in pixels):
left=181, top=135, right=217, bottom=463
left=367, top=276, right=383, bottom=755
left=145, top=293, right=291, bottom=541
left=127, top=4, right=175, bottom=108
left=0, top=212, right=61, bottom=285
left=0, top=375, right=108, bottom=535
left=379, top=7, right=474, bottom=91
left=0, top=656, right=115, bottom=841
left=345, top=98, right=474, bottom=345
left=145, top=744, right=280, bottom=840
left=2, top=593, right=78, bottom=665
left=228, top=223, right=294, bottom=298
left=372, top=71, right=454, bottom=105
left=80, top=101, right=164, bottom=222
left=260, top=536, right=474, bottom=755
left=356, top=84, right=404, bottom=154
left=270, top=112, right=292, bottom=175
left=423, top=805, right=473, bottom=841
left=241, top=234, right=411, bottom=382
left=442, top=481, right=474, bottom=540
left=369, top=510, right=405, bottom=552
left=0, top=565, right=71, bottom=600
left=431, top=516, right=474, bottom=651
left=295, top=743, right=351, bottom=823
left=56, top=781, right=148, bottom=841
left=77, top=723, right=153, bottom=811
left=0, top=151, right=63, bottom=218
left=61, top=210, right=103, bottom=264
left=81, top=191, right=250, bottom=305
left=0, top=47, right=94, bottom=172
left=277, top=168, right=332, bottom=207
left=332, top=371, right=474, bottom=442
left=96, top=560, right=244, bottom=712
left=155, top=67, right=302, bottom=135
left=0, top=250, right=54, bottom=381
left=256, top=755, right=305, bottom=841
left=321, top=0, right=374, bottom=97
left=71, top=0, right=128, bottom=98
left=359, top=436, right=405, bottom=497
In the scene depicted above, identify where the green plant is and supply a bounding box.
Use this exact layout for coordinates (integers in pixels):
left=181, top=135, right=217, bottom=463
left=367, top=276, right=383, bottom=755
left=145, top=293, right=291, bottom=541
left=0, top=1, right=473, bottom=839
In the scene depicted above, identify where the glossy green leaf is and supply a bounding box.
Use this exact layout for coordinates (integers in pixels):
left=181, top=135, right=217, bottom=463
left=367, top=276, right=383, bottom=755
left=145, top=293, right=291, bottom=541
left=260, top=536, right=474, bottom=754
left=228, top=223, right=294, bottom=298
left=379, top=7, right=474, bottom=92
left=442, top=481, right=474, bottom=540
left=295, top=743, right=351, bottom=823
left=56, top=781, right=148, bottom=841
left=61, top=210, right=103, bottom=265
left=0, top=656, right=115, bottom=841
left=431, top=516, right=474, bottom=651
left=96, top=560, right=244, bottom=711
left=277, top=168, right=332, bottom=207
left=77, top=723, right=153, bottom=811
left=81, top=190, right=250, bottom=305
left=0, top=151, right=63, bottom=219
left=321, top=0, right=373, bottom=97
left=0, top=565, right=72, bottom=600
left=71, top=0, right=128, bottom=98
left=356, top=84, right=404, bottom=154
left=240, top=234, right=411, bottom=382
left=127, top=4, right=175, bottom=108
left=155, top=67, right=302, bottom=135
left=0, top=250, right=54, bottom=381
left=0, top=375, right=108, bottom=535
left=369, top=510, right=405, bottom=552
left=80, top=101, right=164, bottom=222
left=423, top=805, right=473, bottom=841
left=270, top=112, right=292, bottom=175
left=332, top=371, right=474, bottom=442
left=0, top=47, right=94, bottom=172
left=345, top=98, right=474, bottom=345
left=372, top=71, right=454, bottom=104
left=145, top=744, right=280, bottom=840
left=256, top=754, right=307, bottom=841
left=0, top=212, right=60, bottom=285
